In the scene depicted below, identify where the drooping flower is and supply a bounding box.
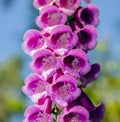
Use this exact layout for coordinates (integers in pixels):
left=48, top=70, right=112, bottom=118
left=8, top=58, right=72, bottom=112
left=79, top=91, right=105, bottom=122
left=62, top=49, right=91, bottom=78
left=75, top=4, right=99, bottom=27
left=30, top=49, right=58, bottom=80
left=64, top=91, right=105, bottom=122
left=55, top=0, right=81, bottom=15
left=22, top=29, right=45, bottom=56
left=80, top=63, right=100, bottom=87
left=22, top=73, right=49, bottom=103
left=48, top=74, right=81, bottom=107
left=47, top=25, right=78, bottom=55
left=36, top=5, right=67, bottom=29
left=76, top=25, right=97, bottom=51
left=33, top=0, right=54, bottom=10
left=23, top=105, right=53, bottom=122
left=58, top=106, right=89, bottom=122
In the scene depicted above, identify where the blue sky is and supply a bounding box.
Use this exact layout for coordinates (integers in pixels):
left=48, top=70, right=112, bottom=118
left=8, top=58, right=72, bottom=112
left=0, top=0, right=120, bottom=62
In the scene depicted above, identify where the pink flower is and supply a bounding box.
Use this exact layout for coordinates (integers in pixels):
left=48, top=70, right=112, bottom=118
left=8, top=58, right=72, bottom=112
left=55, top=0, right=81, bottom=15
left=22, top=29, right=45, bottom=56
left=80, top=63, right=100, bottom=87
left=48, top=74, right=81, bottom=107
left=76, top=25, right=97, bottom=51
left=23, top=105, right=53, bottom=122
left=58, top=106, right=89, bottom=122
left=62, top=49, right=91, bottom=78
left=33, top=0, right=54, bottom=10
left=22, top=73, right=49, bottom=103
left=36, top=5, right=67, bottom=29
left=30, top=49, right=58, bottom=80
left=75, top=4, right=99, bottom=27
left=47, top=25, right=78, bottom=55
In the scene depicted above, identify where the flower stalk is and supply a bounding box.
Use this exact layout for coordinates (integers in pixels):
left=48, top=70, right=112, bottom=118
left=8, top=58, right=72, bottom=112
left=22, top=0, right=105, bottom=121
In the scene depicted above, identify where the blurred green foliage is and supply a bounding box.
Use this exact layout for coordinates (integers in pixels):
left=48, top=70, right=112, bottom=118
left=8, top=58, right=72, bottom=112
left=0, top=57, right=25, bottom=122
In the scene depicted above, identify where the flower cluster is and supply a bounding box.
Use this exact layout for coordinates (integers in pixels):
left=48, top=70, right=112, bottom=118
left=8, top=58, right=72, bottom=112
left=22, top=0, right=105, bottom=122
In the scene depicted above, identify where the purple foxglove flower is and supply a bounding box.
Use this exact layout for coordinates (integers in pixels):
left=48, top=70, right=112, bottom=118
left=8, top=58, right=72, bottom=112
left=36, top=5, right=67, bottom=29
left=75, top=4, right=99, bottom=27
left=33, top=0, right=54, bottom=10
left=89, top=103, right=105, bottom=122
left=22, top=29, right=45, bottom=56
left=48, top=25, right=78, bottom=55
left=48, top=74, right=81, bottom=107
left=76, top=25, right=97, bottom=51
left=22, top=73, right=49, bottom=103
left=23, top=105, right=53, bottom=122
left=30, top=49, right=58, bottom=80
left=62, top=49, right=91, bottom=78
left=65, top=91, right=105, bottom=122
left=80, top=63, right=100, bottom=87
left=58, top=106, right=89, bottom=122
left=55, top=0, right=81, bottom=16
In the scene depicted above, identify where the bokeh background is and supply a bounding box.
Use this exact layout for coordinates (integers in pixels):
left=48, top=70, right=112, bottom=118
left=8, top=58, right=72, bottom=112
left=0, top=0, right=120, bottom=122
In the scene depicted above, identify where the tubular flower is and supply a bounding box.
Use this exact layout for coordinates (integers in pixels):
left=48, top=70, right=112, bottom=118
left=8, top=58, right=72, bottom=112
left=76, top=25, right=97, bottom=51
left=48, top=25, right=78, bottom=55
left=75, top=4, right=99, bottom=27
left=55, top=0, right=81, bottom=15
left=22, top=73, right=49, bottom=103
left=30, top=49, right=58, bottom=80
left=36, top=5, right=67, bottom=29
left=62, top=49, right=91, bottom=77
left=22, top=29, right=45, bottom=56
left=80, top=63, right=100, bottom=87
left=23, top=105, right=53, bottom=122
left=48, top=74, right=80, bottom=107
left=64, top=91, right=105, bottom=122
left=58, top=106, right=89, bottom=122
left=22, top=0, right=105, bottom=121
left=33, top=0, right=54, bottom=10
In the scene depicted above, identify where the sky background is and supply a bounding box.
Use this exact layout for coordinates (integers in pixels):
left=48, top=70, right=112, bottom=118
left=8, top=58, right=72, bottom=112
left=0, top=0, right=120, bottom=61
left=0, top=0, right=120, bottom=122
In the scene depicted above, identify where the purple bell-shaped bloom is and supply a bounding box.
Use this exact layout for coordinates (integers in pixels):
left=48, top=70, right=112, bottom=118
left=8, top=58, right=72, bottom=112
left=76, top=25, right=97, bottom=51
left=75, top=4, right=99, bottom=27
left=30, top=49, right=58, bottom=80
left=55, top=0, right=81, bottom=15
left=23, top=105, right=53, bottom=122
left=62, top=49, right=91, bottom=78
left=80, top=63, right=100, bottom=87
left=64, top=91, right=105, bottom=122
left=22, top=73, right=49, bottom=103
left=36, top=5, right=67, bottom=29
left=33, top=0, right=54, bottom=10
left=79, top=91, right=105, bottom=122
left=48, top=74, right=81, bottom=107
left=22, top=29, right=45, bottom=56
left=58, top=106, right=90, bottom=122
left=48, top=25, right=78, bottom=55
